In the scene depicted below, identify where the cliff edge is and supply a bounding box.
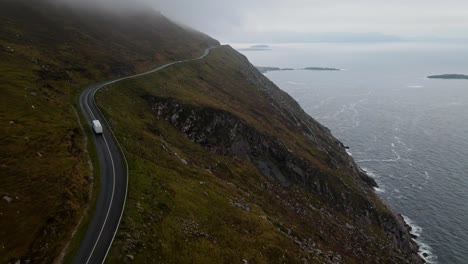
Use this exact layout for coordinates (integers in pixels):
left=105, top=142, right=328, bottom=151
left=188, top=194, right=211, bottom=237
left=97, top=46, right=423, bottom=263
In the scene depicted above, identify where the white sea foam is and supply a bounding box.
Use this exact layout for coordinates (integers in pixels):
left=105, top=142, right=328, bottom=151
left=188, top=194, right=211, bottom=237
left=355, top=143, right=402, bottom=163
left=361, top=167, right=379, bottom=178
left=345, top=149, right=353, bottom=156
left=358, top=147, right=402, bottom=163
left=373, top=187, right=386, bottom=193
left=357, top=157, right=400, bottom=163
left=402, top=215, right=438, bottom=263
left=310, top=96, right=335, bottom=111
left=361, top=167, right=387, bottom=193
left=390, top=143, right=402, bottom=159
left=407, top=85, right=424, bottom=88
left=420, top=171, right=430, bottom=185
left=394, top=136, right=413, bottom=152
left=424, top=171, right=430, bottom=180
left=402, top=215, right=422, bottom=236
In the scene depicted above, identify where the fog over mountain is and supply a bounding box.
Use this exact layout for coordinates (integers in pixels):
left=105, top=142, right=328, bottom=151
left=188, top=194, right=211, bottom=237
left=54, top=0, right=468, bottom=43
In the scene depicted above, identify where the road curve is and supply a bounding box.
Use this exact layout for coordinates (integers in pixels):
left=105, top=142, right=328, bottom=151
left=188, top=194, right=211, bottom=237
left=74, top=46, right=217, bottom=264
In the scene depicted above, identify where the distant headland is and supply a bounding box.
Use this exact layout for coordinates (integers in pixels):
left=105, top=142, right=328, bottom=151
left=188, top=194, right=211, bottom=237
left=256, top=66, right=341, bottom=74
left=427, top=74, right=468, bottom=80
left=304, top=67, right=340, bottom=71
left=238, top=45, right=272, bottom=51
left=256, top=66, right=293, bottom=73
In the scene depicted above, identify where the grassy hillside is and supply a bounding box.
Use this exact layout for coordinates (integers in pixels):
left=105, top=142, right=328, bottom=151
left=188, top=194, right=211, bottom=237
left=96, top=46, right=421, bottom=263
left=0, top=0, right=218, bottom=262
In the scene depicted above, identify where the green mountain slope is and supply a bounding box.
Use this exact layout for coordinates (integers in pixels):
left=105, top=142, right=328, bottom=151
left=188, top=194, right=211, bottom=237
left=0, top=0, right=217, bottom=262
left=96, top=46, right=422, bottom=263
left=1, top=0, right=423, bottom=263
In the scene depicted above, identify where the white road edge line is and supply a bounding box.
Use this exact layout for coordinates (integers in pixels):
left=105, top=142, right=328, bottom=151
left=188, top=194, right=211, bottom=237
left=85, top=89, right=117, bottom=264
left=86, top=137, right=116, bottom=264
left=82, top=47, right=215, bottom=263
left=91, top=87, right=129, bottom=264
left=84, top=89, right=96, bottom=120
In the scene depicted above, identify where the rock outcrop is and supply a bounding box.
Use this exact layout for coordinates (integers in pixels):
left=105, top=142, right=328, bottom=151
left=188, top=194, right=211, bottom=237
left=149, top=95, right=422, bottom=263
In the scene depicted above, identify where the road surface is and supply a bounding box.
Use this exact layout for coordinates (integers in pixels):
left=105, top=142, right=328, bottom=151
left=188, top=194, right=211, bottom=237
left=74, top=46, right=216, bottom=264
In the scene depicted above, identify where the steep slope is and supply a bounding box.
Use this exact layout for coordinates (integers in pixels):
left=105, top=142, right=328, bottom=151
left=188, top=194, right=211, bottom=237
left=96, top=46, right=422, bottom=263
left=0, top=0, right=218, bottom=262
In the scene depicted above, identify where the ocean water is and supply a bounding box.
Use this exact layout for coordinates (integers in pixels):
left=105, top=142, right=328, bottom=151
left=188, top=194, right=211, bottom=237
left=233, top=42, right=468, bottom=263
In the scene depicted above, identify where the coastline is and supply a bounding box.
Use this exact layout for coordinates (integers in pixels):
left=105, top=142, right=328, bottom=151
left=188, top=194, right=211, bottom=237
left=359, top=165, right=435, bottom=263
left=234, top=41, right=467, bottom=264
left=402, top=215, right=437, bottom=263
left=257, top=72, right=426, bottom=263
left=361, top=165, right=433, bottom=263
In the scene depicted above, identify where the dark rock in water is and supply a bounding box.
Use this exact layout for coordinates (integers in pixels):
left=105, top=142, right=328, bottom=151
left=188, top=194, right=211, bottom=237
left=358, top=169, right=378, bottom=188
left=410, top=234, right=418, bottom=239
left=422, top=252, right=429, bottom=257
left=388, top=214, right=425, bottom=264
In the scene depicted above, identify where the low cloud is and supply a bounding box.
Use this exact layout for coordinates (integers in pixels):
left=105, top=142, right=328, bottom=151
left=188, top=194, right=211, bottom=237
left=50, top=0, right=468, bottom=42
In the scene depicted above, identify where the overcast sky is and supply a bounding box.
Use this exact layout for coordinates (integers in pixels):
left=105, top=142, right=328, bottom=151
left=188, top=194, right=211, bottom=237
left=63, top=0, right=468, bottom=42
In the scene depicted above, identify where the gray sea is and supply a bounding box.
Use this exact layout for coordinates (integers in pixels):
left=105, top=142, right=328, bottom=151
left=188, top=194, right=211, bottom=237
left=233, top=42, right=468, bottom=264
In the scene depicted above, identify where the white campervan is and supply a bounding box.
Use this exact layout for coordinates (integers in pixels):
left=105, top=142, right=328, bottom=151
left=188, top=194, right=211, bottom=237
left=92, top=120, right=103, bottom=134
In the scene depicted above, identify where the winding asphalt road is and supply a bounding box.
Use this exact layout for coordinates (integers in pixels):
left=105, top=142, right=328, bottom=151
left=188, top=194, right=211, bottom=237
left=74, top=46, right=216, bottom=264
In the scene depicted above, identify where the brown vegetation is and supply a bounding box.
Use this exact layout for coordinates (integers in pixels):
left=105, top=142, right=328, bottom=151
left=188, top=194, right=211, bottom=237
left=0, top=0, right=217, bottom=262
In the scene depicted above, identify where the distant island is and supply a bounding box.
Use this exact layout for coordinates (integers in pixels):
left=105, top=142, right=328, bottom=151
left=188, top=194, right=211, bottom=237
left=256, top=66, right=294, bottom=73
left=304, top=67, right=340, bottom=71
left=256, top=66, right=341, bottom=74
left=238, top=44, right=272, bottom=51
left=427, top=74, right=468, bottom=80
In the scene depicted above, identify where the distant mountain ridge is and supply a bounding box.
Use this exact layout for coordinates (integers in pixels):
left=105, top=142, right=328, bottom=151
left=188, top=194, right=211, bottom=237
left=229, top=32, right=468, bottom=43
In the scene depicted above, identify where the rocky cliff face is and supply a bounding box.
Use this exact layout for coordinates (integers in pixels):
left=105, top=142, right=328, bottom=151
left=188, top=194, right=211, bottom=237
left=96, top=44, right=423, bottom=262
left=146, top=56, right=422, bottom=262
